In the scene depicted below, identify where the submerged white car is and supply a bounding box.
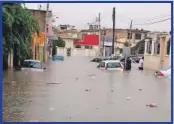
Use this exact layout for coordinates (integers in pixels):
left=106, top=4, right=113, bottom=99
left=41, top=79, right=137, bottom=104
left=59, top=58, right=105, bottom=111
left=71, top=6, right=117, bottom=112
left=21, top=60, right=46, bottom=72
left=97, top=60, right=124, bottom=71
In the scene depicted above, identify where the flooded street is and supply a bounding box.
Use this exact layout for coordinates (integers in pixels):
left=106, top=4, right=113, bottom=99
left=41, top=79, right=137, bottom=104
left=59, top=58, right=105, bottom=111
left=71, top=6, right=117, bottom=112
left=3, top=57, right=171, bottom=122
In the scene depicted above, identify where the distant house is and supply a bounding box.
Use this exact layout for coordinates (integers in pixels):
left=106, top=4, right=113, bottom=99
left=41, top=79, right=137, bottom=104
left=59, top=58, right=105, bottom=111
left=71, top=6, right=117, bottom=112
left=100, top=28, right=149, bottom=56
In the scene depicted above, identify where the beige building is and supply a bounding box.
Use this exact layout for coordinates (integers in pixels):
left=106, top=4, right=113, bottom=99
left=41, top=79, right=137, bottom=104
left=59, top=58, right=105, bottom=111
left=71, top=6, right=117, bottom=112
left=100, top=28, right=149, bottom=55
left=144, top=33, right=170, bottom=70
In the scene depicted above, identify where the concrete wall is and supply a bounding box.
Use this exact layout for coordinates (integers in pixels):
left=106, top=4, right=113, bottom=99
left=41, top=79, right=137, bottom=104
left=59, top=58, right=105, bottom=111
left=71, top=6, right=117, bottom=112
left=57, top=47, right=98, bottom=57
left=63, top=38, right=74, bottom=48
left=30, top=10, right=46, bottom=32
left=144, top=55, right=169, bottom=70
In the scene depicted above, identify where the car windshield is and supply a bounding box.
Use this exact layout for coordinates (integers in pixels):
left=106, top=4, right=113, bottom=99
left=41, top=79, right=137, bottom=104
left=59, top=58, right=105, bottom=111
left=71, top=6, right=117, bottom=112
left=22, top=61, right=42, bottom=69
left=107, top=62, right=121, bottom=68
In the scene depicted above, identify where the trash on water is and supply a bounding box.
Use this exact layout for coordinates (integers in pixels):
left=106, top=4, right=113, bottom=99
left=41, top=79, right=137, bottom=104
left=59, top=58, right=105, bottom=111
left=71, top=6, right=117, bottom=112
left=76, top=78, right=78, bottom=80
left=85, top=88, right=91, bottom=91
left=133, top=77, right=135, bottom=79
left=12, top=80, right=16, bottom=83
left=49, top=108, right=55, bottom=111
left=146, top=103, right=158, bottom=108
left=45, top=82, right=61, bottom=85
left=126, top=97, right=131, bottom=100
left=111, top=89, right=114, bottom=92
left=138, top=88, right=142, bottom=91
left=91, top=76, right=95, bottom=79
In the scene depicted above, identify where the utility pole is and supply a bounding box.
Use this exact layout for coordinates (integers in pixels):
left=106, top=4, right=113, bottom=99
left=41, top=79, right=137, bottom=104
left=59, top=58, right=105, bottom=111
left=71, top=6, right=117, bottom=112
left=103, top=27, right=106, bottom=56
left=43, top=3, right=49, bottom=63
left=98, top=13, right=101, bottom=56
left=128, top=20, right=133, bottom=43
left=112, top=7, right=115, bottom=55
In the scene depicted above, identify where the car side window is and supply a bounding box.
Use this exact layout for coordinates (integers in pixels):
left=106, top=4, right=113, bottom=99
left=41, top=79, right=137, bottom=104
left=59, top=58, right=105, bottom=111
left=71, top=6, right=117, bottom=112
left=32, top=62, right=42, bottom=69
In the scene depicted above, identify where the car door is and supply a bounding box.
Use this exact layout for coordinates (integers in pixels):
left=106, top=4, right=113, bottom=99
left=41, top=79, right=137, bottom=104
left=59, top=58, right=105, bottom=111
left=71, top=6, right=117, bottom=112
left=98, top=62, right=105, bottom=70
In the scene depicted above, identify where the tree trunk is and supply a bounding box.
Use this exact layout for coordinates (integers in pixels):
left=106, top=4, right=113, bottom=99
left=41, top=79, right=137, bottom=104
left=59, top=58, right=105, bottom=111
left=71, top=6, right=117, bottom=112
left=13, top=43, right=20, bottom=69
left=3, top=55, right=8, bottom=70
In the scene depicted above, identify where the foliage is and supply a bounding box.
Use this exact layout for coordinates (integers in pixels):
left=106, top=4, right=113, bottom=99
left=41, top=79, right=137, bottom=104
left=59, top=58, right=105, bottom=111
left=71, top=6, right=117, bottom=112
left=124, top=41, right=131, bottom=47
left=2, top=4, right=39, bottom=69
left=52, top=37, right=66, bottom=56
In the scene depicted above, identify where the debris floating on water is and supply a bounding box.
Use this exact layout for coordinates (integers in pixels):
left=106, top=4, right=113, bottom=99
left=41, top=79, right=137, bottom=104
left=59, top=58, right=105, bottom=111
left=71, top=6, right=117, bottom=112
left=126, top=97, right=131, bottom=100
left=49, top=108, right=55, bottom=111
left=12, top=80, right=16, bottom=83
left=138, top=88, right=142, bottom=91
left=146, top=103, right=158, bottom=108
left=85, top=88, right=91, bottom=91
left=45, top=82, right=60, bottom=84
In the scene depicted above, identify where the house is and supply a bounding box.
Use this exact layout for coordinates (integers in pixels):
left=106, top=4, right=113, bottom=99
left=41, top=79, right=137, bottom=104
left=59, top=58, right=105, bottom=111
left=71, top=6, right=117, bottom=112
left=29, top=8, right=53, bottom=62
left=100, top=28, right=149, bottom=56
left=143, top=32, right=170, bottom=70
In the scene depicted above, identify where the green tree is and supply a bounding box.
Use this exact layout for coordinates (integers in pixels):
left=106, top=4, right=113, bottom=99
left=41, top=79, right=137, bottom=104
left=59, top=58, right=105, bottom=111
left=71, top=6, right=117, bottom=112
left=124, top=41, right=131, bottom=47
left=52, top=37, right=65, bottom=56
left=2, top=4, right=39, bottom=70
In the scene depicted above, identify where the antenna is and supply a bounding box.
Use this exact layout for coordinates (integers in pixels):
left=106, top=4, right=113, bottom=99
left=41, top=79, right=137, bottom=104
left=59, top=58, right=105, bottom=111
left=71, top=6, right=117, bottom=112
left=38, top=4, right=42, bottom=10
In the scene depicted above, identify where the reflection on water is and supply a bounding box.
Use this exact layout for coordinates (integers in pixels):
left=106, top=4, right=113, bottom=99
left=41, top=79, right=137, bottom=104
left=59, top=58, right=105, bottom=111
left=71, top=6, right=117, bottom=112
left=3, top=57, right=171, bottom=122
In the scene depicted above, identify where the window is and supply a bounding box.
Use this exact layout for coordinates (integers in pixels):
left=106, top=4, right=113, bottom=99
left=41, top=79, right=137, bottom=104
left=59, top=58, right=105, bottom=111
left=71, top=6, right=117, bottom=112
left=46, top=27, right=49, bottom=33
left=85, top=45, right=93, bottom=49
left=166, top=39, right=170, bottom=55
left=75, top=45, right=81, bottom=48
left=157, top=44, right=160, bottom=54
left=107, top=62, right=121, bottom=68
left=127, top=33, right=132, bottom=39
left=135, top=33, right=141, bottom=40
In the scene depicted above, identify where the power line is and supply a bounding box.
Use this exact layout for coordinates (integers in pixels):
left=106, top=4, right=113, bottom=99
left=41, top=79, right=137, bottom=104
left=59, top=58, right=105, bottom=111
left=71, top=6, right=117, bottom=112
left=134, top=18, right=171, bottom=25
left=116, top=12, right=171, bottom=24
left=144, top=13, right=171, bottom=22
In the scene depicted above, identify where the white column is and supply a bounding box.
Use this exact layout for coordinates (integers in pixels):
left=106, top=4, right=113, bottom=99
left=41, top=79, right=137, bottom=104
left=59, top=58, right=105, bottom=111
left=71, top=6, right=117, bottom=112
left=144, top=39, right=150, bottom=55
left=169, top=42, right=171, bottom=67
left=151, top=40, right=155, bottom=55
left=144, top=42, right=147, bottom=54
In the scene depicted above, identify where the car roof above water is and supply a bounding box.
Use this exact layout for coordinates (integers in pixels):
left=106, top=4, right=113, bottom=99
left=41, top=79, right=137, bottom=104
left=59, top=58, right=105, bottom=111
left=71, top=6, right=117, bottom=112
left=101, top=60, right=120, bottom=63
left=24, top=59, right=41, bottom=63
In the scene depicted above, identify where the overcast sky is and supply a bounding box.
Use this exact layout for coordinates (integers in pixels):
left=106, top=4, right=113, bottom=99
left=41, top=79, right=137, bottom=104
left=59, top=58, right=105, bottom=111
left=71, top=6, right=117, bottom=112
left=26, top=3, right=171, bottom=32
